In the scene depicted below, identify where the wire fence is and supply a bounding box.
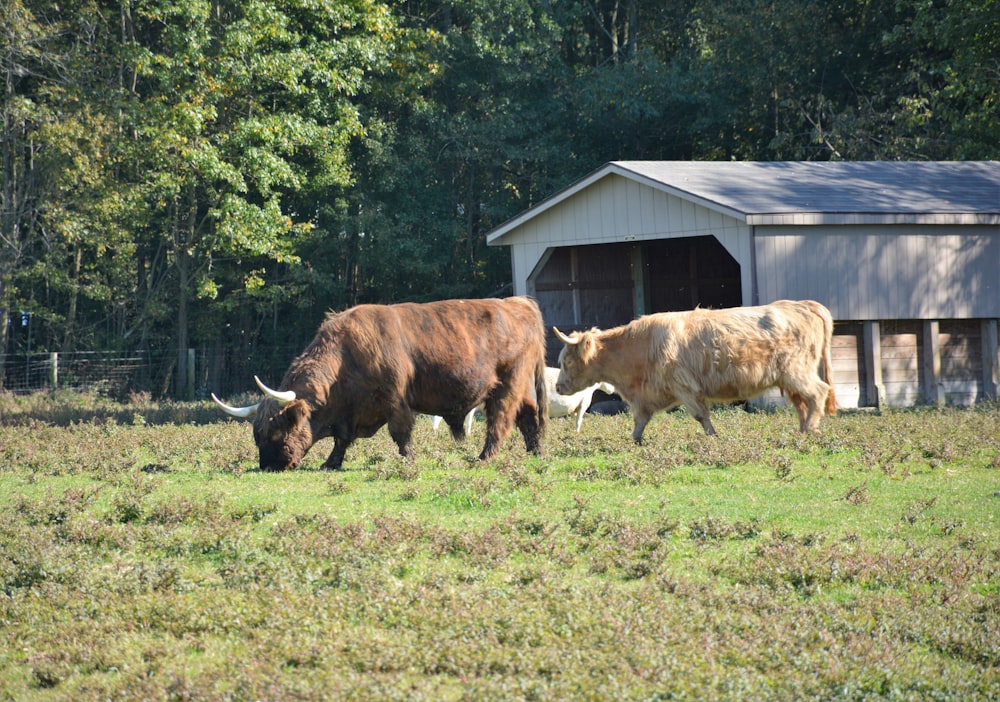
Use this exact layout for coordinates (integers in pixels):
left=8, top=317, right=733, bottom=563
left=1, top=351, right=159, bottom=397
left=0, top=348, right=299, bottom=400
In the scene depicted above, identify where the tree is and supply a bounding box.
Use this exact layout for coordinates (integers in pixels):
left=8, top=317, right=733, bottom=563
left=325, top=0, right=582, bottom=305
left=668, top=0, right=999, bottom=161
left=873, top=0, right=999, bottom=159
left=3, top=0, right=997, bottom=396
left=1, top=0, right=60, bottom=377
left=117, top=0, right=399, bottom=390
left=1, top=0, right=133, bottom=375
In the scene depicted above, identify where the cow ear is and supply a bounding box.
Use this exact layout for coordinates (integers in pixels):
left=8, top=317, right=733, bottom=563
left=578, top=332, right=598, bottom=362
left=271, top=400, right=309, bottom=431
left=279, top=399, right=310, bottom=429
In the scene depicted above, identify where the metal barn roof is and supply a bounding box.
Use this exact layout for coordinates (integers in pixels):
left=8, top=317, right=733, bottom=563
left=487, top=161, right=1000, bottom=241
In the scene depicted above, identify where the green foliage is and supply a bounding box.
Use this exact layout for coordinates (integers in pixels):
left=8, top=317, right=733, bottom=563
left=2, top=0, right=998, bottom=383
left=0, top=396, right=998, bottom=698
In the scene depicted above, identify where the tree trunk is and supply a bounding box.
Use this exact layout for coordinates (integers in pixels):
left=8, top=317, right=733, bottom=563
left=345, top=202, right=362, bottom=307
left=0, top=306, right=8, bottom=391
left=174, top=186, right=198, bottom=398
left=465, top=160, right=477, bottom=267
left=61, top=244, right=82, bottom=352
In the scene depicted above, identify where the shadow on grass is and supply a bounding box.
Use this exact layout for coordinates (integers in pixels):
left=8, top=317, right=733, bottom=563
left=0, top=389, right=235, bottom=427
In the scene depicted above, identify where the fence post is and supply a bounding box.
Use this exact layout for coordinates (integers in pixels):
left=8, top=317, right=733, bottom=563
left=49, top=352, right=59, bottom=389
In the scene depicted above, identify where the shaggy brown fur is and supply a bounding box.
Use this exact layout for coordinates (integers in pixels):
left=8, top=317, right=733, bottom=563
left=251, top=297, right=548, bottom=470
left=555, top=300, right=836, bottom=441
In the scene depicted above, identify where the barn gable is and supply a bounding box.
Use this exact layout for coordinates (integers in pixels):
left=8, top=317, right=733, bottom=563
left=487, top=161, right=1000, bottom=408
left=497, top=172, right=754, bottom=328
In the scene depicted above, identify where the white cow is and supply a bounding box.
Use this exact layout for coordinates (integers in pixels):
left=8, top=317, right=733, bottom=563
left=432, top=368, right=615, bottom=434
left=543, top=366, right=615, bottom=431
left=430, top=407, right=479, bottom=435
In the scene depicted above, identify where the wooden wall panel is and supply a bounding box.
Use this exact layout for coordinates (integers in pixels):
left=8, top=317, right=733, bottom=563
left=940, top=320, right=982, bottom=405
left=831, top=324, right=864, bottom=409
left=880, top=322, right=921, bottom=406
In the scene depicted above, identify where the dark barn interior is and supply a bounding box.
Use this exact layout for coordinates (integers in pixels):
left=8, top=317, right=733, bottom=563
left=533, top=236, right=742, bottom=363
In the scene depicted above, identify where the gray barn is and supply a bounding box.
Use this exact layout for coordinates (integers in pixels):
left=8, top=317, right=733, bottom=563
left=486, top=161, right=1000, bottom=408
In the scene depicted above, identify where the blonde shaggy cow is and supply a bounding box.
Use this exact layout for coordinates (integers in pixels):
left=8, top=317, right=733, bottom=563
left=554, top=300, right=837, bottom=442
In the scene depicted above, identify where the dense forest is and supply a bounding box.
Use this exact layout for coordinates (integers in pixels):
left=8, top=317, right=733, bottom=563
left=2, top=0, right=998, bottom=393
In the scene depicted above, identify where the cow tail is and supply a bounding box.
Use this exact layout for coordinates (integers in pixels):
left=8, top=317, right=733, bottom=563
left=818, top=304, right=837, bottom=416
left=535, top=353, right=548, bottom=437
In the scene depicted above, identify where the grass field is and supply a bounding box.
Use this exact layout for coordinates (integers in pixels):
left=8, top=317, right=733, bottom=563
left=0, top=392, right=998, bottom=700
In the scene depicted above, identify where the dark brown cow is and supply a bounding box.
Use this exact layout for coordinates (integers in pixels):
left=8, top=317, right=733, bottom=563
left=213, top=297, right=548, bottom=470
left=554, top=300, right=837, bottom=441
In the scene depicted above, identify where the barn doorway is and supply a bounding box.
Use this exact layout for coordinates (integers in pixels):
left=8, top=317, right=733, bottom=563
left=530, top=235, right=742, bottom=362
left=640, top=236, right=742, bottom=314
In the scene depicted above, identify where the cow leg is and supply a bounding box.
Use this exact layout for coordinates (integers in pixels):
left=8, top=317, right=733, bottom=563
left=515, top=400, right=543, bottom=455
left=631, top=406, right=654, bottom=444
left=445, top=407, right=478, bottom=441
left=694, top=413, right=717, bottom=436
left=783, top=378, right=829, bottom=434
left=480, top=395, right=520, bottom=461
left=786, top=391, right=810, bottom=432
left=322, top=438, right=352, bottom=471
left=387, top=412, right=416, bottom=460
left=803, top=387, right=828, bottom=434
left=445, top=414, right=469, bottom=442
left=681, top=397, right=716, bottom=436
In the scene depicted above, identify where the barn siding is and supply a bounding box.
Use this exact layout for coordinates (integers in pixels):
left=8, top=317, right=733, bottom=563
left=754, top=225, right=1000, bottom=319
left=832, top=319, right=996, bottom=408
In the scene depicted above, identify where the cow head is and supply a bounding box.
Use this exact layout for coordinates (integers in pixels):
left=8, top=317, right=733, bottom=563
left=553, top=327, right=601, bottom=395
left=212, top=376, right=314, bottom=471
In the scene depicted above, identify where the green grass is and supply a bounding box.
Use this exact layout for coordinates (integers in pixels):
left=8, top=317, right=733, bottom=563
left=0, top=393, right=998, bottom=700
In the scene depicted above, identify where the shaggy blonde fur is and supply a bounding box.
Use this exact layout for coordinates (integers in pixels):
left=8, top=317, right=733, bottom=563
left=555, top=300, right=836, bottom=441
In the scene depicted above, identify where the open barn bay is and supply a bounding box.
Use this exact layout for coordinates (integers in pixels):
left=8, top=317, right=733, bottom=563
left=0, top=394, right=998, bottom=700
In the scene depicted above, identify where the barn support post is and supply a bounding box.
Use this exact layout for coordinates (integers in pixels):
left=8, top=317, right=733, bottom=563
left=862, top=321, right=885, bottom=408
left=921, top=320, right=945, bottom=406
left=982, top=319, right=999, bottom=400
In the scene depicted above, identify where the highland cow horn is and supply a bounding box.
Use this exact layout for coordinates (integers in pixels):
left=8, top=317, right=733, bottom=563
left=255, top=375, right=296, bottom=404
left=553, top=327, right=580, bottom=345
left=211, top=393, right=260, bottom=418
